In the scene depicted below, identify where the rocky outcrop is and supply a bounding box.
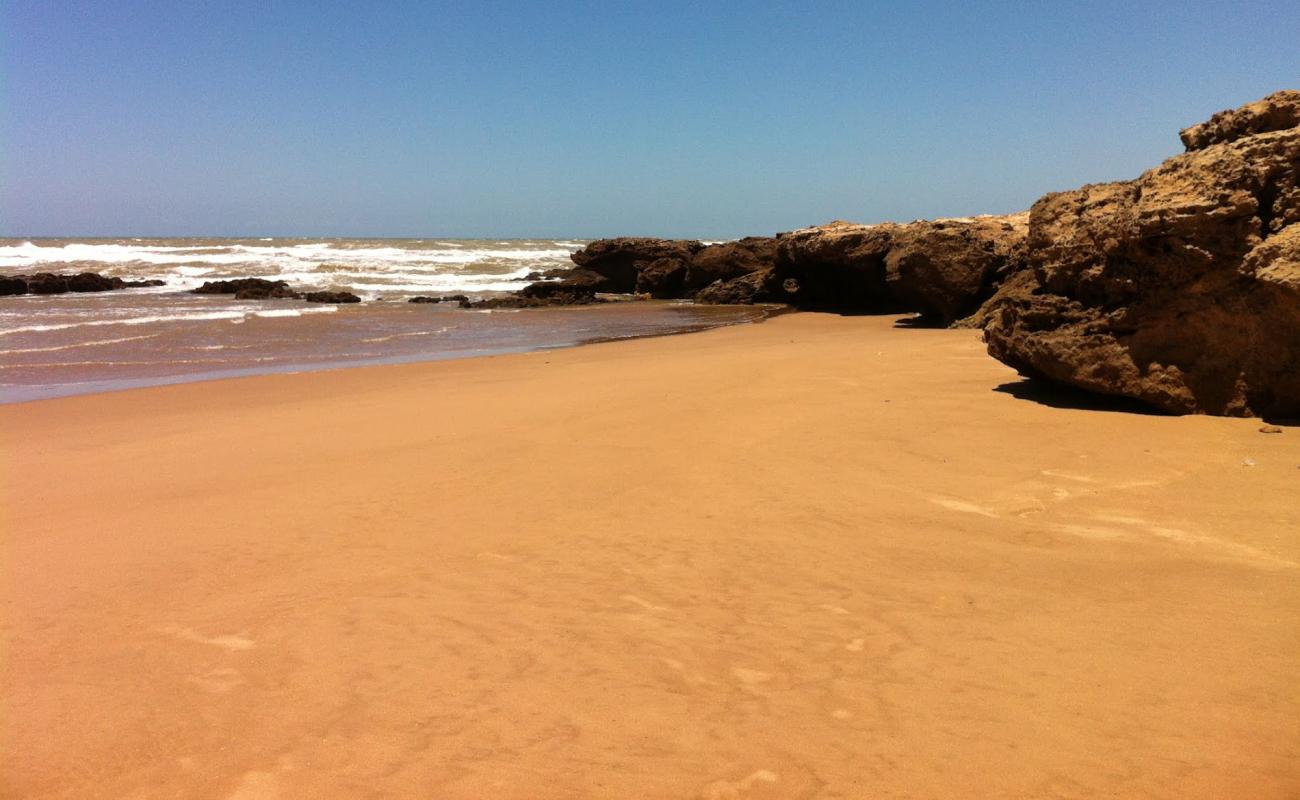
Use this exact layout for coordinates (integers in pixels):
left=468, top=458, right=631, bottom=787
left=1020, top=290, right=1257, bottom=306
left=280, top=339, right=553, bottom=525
left=0, top=272, right=164, bottom=296
left=539, top=220, right=1025, bottom=324
left=193, top=279, right=359, bottom=304
left=985, top=91, right=1300, bottom=417
left=569, top=238, right=703, bottom=294
left=755, top=214, right=1028, bottom=323
left=687, top=237, right=779, bottom=291
left=1179, top=89, right=1300, bottom=151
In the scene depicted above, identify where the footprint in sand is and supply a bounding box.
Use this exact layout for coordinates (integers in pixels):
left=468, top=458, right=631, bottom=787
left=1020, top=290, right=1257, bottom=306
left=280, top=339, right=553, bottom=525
left=621, top=594, right=668, bottom=612
left=225, top=771, right=279, bottom=800
left=701, top=770, right=779, bottom=799
left=188, top=667, right=245, bottom=693
left=928, top=497, right=1000, bottom=518
left=160, top=626, right=255, bottom=651
left=731, top=667, right=772, bottom=685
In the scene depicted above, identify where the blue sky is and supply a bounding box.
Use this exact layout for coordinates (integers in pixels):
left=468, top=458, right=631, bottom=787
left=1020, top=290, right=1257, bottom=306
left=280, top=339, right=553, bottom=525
left=3, top=1, right=1297, bottom=238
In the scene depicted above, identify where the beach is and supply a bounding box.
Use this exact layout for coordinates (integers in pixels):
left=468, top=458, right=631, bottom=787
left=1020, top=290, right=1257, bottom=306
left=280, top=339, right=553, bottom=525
left=2, top=312, right=1297, bottom=798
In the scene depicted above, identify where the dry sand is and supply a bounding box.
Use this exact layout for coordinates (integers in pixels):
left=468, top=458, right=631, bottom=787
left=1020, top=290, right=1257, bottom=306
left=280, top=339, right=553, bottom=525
left=2, top=313, right=1297, bottom=799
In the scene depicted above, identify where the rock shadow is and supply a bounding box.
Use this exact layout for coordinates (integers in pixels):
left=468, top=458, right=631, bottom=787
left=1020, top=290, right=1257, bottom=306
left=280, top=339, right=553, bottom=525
left=993, top=378, right=1166, bottom=416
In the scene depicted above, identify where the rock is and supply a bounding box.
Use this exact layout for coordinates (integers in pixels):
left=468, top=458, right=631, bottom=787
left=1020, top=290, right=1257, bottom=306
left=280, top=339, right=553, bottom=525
left=1180, top=90, right=1300, bottom=151
left=409, top=294, right=469, bottom=304
left=1259, top=425, right=1284, bottom=434
left=303, top=291, right=361, bottom=304
left=771, top=214, right=1027, bottom=322
left=635, top=257, right=688, bottom=298
left=462, top=291, right=605, bottom=309
left=23, top=273, right=73, bottom=294
left=0, top=272, right=165, bottom=295
left=686, top=237, right=779, bottom=291
left=0, top=276, right=27, bottom=295
left=695, top=269, right=777, bottom=304
left=569, top=237, right=702, bottom=293
left=520, top=269, right=606, bottom=300
left=194, top=278, right=294, bottom=297
left=234, top=286, right=300, bottom=300
left=985, top=91, right=1300, bottom=417
left=67, top=272, right=124, bottom=292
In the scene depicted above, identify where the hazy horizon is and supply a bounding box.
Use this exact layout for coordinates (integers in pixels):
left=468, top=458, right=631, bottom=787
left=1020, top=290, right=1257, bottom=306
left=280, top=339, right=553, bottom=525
left=4, top=0, right=1298, bottom=239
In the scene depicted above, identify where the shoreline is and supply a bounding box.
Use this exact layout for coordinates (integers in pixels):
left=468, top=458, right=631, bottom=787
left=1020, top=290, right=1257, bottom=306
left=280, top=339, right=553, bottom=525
left=0, top=299, right=780, bottom=405
left=4, top=312, right=1297, bottom=798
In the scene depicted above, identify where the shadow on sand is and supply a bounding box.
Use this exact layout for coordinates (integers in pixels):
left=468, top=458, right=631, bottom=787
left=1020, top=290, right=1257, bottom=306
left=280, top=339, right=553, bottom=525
left=993, top=378, right=1167, bottom=416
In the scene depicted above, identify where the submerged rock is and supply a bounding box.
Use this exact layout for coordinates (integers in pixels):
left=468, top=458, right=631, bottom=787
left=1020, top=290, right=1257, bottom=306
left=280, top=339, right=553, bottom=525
left=985, top=90, right=1300, bottom=417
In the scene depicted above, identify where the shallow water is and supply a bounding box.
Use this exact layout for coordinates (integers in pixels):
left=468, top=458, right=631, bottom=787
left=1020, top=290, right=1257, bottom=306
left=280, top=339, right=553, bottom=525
left=0, top=238, right=767, bottom=402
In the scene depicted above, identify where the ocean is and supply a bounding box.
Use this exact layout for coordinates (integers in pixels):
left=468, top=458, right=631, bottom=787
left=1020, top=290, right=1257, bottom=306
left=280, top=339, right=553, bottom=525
left=0, top=238, right=766, bottom=401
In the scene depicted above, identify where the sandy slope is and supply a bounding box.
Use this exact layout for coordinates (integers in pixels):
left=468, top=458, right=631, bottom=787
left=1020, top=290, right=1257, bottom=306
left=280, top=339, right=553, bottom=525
left=2, top=313, right=1297, bottom=799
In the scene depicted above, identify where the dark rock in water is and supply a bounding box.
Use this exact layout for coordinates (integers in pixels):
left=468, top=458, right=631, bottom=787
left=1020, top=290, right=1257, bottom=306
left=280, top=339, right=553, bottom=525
left=0, top=276, right=28, bottom=296
left=235, top=286, right=301, bottom=300
left=520, top=269, right=605, bottom=300
left=985, top=90, right=1300, bottom=417
left=304, top=291, right=361, bottom=304
left=462, top=291, right=605, bottom=309
left=635, top=257, right=688, bottom=298
left=695, top=269, right=777, bottom=305
left=24, top=273, right=74, bottom=294
left=194, top=278, right=294, bottom=297
left=686, top=237, right=778, bottom=291
left=409, top=294, right=469, bottom=304
left=522, top=267, right=574, bottom=282
left=569, top=237, right=703, bottom=293
left=0, top=272, right=165, bottom=295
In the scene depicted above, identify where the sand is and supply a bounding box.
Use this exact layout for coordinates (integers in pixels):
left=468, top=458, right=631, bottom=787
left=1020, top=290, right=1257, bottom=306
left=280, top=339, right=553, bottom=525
left=2, top=312, right=1297, bottom=799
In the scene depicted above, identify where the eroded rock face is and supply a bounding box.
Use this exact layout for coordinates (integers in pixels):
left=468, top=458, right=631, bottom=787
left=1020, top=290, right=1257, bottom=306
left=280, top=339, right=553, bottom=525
left=986, top=91, right=1300, bottom=416
left=767, top=215, right=1028, bottom=323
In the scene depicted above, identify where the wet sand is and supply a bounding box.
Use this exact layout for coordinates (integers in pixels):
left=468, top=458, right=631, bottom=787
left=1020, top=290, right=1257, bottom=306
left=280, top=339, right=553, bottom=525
left=2, top=313, right=1297, bottom=799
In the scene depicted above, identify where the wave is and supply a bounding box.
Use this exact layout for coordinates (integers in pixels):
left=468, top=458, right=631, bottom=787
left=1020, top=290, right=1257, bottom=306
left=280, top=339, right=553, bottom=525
left=0, top=239, right=583, bottom=296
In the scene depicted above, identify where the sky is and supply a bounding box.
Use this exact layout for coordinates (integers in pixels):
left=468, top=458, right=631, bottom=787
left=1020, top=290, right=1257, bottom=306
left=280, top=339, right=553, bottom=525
left=2, top=1, right=1298, bottom=238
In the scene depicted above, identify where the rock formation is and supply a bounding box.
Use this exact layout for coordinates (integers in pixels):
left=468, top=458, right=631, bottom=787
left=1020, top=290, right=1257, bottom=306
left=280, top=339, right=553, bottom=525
left=0, top=272, right=164, bottom=296
left=763, top=215, right=1029, bottom=323
left=193, top=279, right=360, bottom=304
left=985, top=90, right=1300, bottom=417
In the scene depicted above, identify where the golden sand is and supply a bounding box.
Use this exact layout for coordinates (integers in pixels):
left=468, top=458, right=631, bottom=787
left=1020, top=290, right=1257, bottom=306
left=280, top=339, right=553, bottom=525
left=2, top=313, right=1297, bottom=798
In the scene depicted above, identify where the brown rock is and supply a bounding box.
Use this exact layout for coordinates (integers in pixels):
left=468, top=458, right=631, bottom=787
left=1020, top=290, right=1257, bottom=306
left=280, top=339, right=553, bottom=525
left=634, top=258, right=688, bottom=298
left=569, top=238, right=702, bottom=293
left=694, top=269, right=779, bottom=305
left=1180, top=90, right=1300, bottom=151
left=686, top=237, right=778, bottom=290
left=985, top=91, right=1300, bottom=417
left=771, top=214, right=1027, bottom=322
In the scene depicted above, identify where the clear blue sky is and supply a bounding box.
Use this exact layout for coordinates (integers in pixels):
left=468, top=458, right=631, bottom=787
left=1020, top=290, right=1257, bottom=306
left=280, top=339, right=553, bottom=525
left=3, top=1, right=1297, bottom=238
